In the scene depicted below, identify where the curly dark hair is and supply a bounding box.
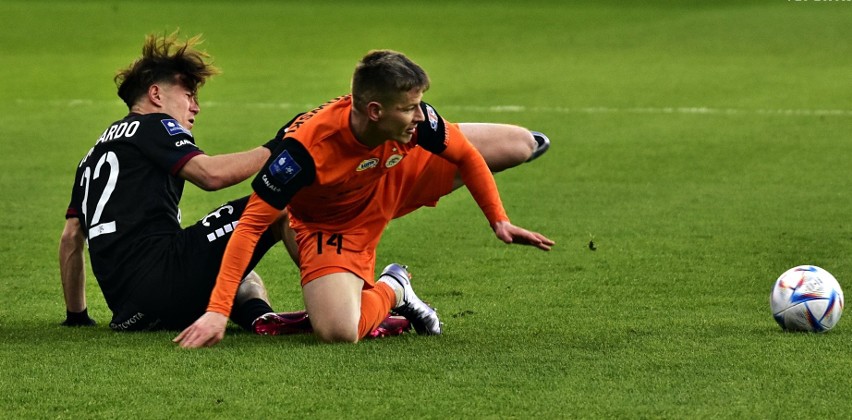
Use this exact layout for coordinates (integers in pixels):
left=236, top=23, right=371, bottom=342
left=115, top=31, right=220, bottom=109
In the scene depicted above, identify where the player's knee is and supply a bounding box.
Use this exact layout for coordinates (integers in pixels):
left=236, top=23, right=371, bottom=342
left=490, top=126, right=537, bottom=172
left=235, top=271, right=269, bottom=306
left=518, top=127, right=538, bottom=157
left=313, top=324, right=360, bottom=344
left=307, top=307, right=361, bottom=343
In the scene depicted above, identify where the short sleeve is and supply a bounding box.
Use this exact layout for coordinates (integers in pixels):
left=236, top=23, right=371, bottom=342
left=133, top=114, right=204, bottom=175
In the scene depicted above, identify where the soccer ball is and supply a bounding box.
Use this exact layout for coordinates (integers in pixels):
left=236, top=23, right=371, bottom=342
left=770, top=265, right=844, bottom=332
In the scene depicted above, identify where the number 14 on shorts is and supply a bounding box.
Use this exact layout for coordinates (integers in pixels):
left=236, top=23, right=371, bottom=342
left=316, top=232, right=344, bottom=254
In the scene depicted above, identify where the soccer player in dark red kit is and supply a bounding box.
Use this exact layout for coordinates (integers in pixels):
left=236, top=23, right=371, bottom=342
left=59, top=32, right=290, bottom=332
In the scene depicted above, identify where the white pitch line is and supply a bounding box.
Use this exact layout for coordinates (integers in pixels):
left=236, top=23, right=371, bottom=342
left=16, top=98, right=852, bottom=117
left=438, top=105, right=852, bottom=117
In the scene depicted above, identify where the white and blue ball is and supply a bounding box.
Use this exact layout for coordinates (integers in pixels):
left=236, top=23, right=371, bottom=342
left=770, top=265, right=844, bottom=332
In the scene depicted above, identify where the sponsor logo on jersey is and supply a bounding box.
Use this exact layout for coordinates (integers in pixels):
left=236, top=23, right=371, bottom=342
left=269, top=150, right=301, bottom=184
left=385, top=154, right=404, bottom=168
left=261, top=174, right=281, bottom=192
left=425, top=104, right=439, bottom=131
left=160, top=119, right=192, bottom=137
left=175, top=139, right=193, bottom=147
left=356, top=158, right=379, bottom=171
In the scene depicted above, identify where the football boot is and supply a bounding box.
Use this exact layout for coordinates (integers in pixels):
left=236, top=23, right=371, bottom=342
left=379, top=263, right=442, bottom=335
left=527, top=131, right=551, bottom=162
left=252, top=311, right=312, bottom=335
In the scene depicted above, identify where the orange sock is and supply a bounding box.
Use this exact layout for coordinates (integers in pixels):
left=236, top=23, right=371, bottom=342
left=357, top=282, right=395, bottom=338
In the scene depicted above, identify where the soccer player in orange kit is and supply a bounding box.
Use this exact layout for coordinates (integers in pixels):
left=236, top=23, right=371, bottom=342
left=175, top=50, right=555, bottom=347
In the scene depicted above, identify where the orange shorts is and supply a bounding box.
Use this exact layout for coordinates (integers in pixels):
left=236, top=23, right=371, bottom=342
left=292, top=145, right=458, bottom=286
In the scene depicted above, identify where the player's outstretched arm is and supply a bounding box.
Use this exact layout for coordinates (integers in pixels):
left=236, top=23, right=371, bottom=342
left=173, top=311, right=229, bottom=348
left=492, top=221, right=555, bottom=251
left=59, top=218, right=96, bottom=326
left=179, top=147, right=272, bottom=191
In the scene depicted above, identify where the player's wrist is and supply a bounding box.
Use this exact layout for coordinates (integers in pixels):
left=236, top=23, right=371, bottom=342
left=205, top=307, right=231, bottom=318
left=491, top=219, right=511, bottom=230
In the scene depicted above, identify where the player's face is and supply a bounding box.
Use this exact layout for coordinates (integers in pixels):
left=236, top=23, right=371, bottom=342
left=158, top=83, right=200, bottom=130
left=379, top=88, right=425, bottom=144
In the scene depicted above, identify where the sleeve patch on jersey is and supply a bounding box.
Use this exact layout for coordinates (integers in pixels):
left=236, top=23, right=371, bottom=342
left=269, top=150, right=302, bottom=184
left=426, top=104, right=439, bottom=131
left=415, top=102, right=448, bottom=154
left=160, top=119, right=192, bottom=137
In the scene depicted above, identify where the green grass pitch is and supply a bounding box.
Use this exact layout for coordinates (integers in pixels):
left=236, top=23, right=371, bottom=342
left=1, top=0, right=851, bottom=417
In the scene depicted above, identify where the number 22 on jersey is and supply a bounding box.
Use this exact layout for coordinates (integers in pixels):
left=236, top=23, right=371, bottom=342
left=79, top=151, right=119, bottom=239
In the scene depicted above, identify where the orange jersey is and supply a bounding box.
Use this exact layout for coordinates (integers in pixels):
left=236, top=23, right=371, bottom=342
left=281, top=95, right=507, bottom=228
left=206, top=95, right=508, bottom=316
left=286, top=96, right=423, bottom=228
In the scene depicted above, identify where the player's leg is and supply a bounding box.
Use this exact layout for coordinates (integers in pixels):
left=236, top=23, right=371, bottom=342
left=294, top=221, right=396, bottom=343
left=248, top=216, right=317, bottom=336
left=164, top=197, right=283, bottom=331
left=217, top=203, right=313, bottom=335
left=377, top=263, right=442, bottom=335
left=272, top=210, right=301, bottom=266
left=234, top=270, right=269, bottom=306
left=302, top=272, right=370, bottom=343
left=234, top=271, right=311, bottom=334
left=293, top=207, right=435, bottom=343
left=454, top=123, right=550, bottom=189
left=459, top=123, right=550, bottom=166
left=302, top=268, right=435, bottom=343
left=261, top=213, right=412, bottom=338
left=459, top=123, right=535, bottom=172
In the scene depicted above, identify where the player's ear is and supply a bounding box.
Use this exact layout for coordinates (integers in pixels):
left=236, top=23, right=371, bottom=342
left=366, top=101, right=383, bottom=121
left=148, top=84, right=163, bottom=106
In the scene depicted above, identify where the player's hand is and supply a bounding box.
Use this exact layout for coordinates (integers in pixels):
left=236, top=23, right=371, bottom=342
left=61, top=308, right=97, bottom=327
left=173, top=312, right=228, bottom=348
left=492, top=221, right=555, bottom=251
